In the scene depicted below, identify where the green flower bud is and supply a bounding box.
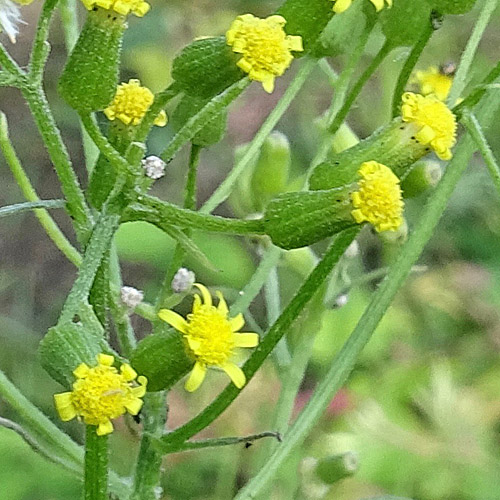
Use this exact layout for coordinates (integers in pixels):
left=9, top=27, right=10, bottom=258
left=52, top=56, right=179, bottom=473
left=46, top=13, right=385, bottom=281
left=58, top=8, right=126, bottom=112
left=251, top=131, right=291, bottom=211
left=310, top=92, right=457, bottom=190
left=171, top=36, right=244, bottom=99
left=401, top=161, right=442, bottom=198
left=171, top=94, right=228, bottom=147
left=130, top=327, right=193, bottom=392
left=315, top=452, right=359, bottom=485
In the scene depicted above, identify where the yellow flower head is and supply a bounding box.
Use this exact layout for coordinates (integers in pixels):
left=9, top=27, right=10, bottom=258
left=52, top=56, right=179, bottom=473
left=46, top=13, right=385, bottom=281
left=331, top=0, right=392, bottom=14
left=104, top=79, right=167, bottom=127
left=80, top=0, right=150, bottom=17
left=226, top=14, right=303, bottom=93
left=54, top=353, right=147, bottom=436
left=158, top=284, right=259, bottom=392
left=401, top=92, right=457, bottom=161
left=412, top=66, right=453, bottom=101
left=351, top=161, right=404, bottom=232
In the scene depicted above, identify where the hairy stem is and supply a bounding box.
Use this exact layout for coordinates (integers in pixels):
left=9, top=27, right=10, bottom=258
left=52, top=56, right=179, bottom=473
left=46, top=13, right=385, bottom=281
left=84, top=426, right=108, bottom=500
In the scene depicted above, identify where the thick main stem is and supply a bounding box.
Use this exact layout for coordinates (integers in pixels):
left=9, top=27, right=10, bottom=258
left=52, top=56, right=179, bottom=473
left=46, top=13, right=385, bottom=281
left=84, top=426, right=109, bottom=500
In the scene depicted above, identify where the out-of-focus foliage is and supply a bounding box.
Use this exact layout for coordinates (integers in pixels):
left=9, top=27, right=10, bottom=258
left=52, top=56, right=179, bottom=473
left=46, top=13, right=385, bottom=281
left=1, top=0, right=499, bottom=499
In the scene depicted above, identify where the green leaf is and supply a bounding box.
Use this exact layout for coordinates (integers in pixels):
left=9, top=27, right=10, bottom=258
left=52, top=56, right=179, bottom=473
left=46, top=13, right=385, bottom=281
left=130, top=325, right=193, bottom=392
left=58, top=9, right=125, bottom=112
left=276, top=0, right=334, bottom=54
left=380, top=0, right=433, bottom=48
left=171, top=36, right=244, bottom=99
left=39, top=302, right=111, bottom=388
left=171, top=94, right=228, bottom=147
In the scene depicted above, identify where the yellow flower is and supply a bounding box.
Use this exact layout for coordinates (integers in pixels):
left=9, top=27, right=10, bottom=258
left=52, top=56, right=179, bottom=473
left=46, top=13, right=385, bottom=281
left=351, top=161, right=404, bottom=232
left=331, top=0, right=392, bottom=14
left=226, top=14, right=303, bottom=93
left=104, top=79, right=167, bottom=127
left=80, top=0, right=150, bottom=17
left=412, top=66, right=453, bottom=101
left=158, top=284, right=259, bottom=392
left=54, top=353, right=147, bottom=436
left=401, top=92, right=457, bottom=161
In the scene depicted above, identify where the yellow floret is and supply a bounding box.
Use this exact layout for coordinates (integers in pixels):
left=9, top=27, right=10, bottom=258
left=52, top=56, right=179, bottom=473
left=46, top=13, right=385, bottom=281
left=412, top=66, right=453, bottom=101
left=226, top=14, right=303, bottom=93
left=331, top=0, right=392, bottom=14
left=104, top=79, right=167, bottom=127
left=351, top=161, right=404, bottom=232
left=401, top=92, right=457, bottom=161
left=80, top=0, right=150, bottom=17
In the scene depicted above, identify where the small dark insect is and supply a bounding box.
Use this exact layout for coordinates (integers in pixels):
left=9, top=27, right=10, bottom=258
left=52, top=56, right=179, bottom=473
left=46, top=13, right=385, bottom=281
left=245, top=442, right=253, bottom=449
left=440, top=62, right=457, bottom=77
left=132, top=412, right=142, bottom=424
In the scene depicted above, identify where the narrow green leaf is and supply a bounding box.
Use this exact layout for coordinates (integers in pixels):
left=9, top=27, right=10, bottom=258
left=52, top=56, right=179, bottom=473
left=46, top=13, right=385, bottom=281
left=0, top=200, right=65, bottom=218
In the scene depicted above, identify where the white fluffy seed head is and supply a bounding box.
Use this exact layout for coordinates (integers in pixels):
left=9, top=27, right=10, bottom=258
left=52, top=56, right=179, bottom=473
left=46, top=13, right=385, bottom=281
left=120, top=286, right=144, bottom=308
left=171, top=268, right=195, bottom=293
left=142, top=155, right=166, bottom=180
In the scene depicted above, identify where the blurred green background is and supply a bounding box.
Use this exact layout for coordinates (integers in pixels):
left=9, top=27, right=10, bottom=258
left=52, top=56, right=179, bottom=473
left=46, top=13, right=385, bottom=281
left=1, top=0, right=500, bottom=499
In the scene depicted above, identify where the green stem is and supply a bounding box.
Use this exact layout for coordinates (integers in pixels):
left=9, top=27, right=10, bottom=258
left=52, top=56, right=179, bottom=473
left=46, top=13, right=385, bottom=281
left=0, top=113, right=82, bottom=266
left=84, top=426, right=108, bottom=500
left=21, top=84, right=92, bottom=243
left=391, top=21, right=434, bottom=118
left=153, top=228, right=359, bottom=453
left=454, top=59, right=500, bottom=118
left=0, top=200, right=65, bottom=217
left=155, top=144, right=202, bottom=309
left=164, top=432, right=282, bottom=454
left=123, top=195, right=266, bottom=235
left=447, top=0, right=499, bottom=107
left=0, top=42, right=24, bottom=77
left=201, top=59, right=316, bottom=214
left=327, top=40, right=392, bottom=136
left=60, top=212, right=121, bottom=322
left=160, top=79, right=250, bottom=164
left=131, top=392, right=167, bottom=500
left=462, top=111, right=500, bottom=197
left=233, top=109, right=495, bottom=500
left=29, top=0, right=58, bottom=82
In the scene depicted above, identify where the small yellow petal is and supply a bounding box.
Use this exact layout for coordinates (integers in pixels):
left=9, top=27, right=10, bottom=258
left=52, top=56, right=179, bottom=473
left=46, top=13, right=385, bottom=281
left=73, top=363, right=90, bottom=379
left=233, top=333, right=259, bottom=348
left=221, top=362, right=246, bottom=389
left=97, top=421, right=114, bottom=436
left=158, top=309, right=189, bottom=334
left=185, top=362, right=207, bottom=392
left=54, top=393, right=77, bottom=421
left=229, top=313, right=245, bottom=332
left=125, top=398, right=144, bottom=415
left=216, top=291, right=229, bottom=316
left=154, top=110, right=168, bottom=127
left=194, top=283, right=212, bottom=307
left=262, top=77, right=275, bottom=94
left=120, top=364, right=137, bottom=382
left=98, top=353, right=115, bottom=366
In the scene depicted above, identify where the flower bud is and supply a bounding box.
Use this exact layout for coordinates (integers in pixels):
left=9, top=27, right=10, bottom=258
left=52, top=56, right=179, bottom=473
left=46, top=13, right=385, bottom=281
left=58, top=8, right=128, bottom=112
left=401, top=161, right=442, bottom=198
left=251, top=131, right=291, bottom=211
left=314, top=452, right=359, bottom=485
left=142, top=155, right=166, bottom=180
left=171, top=268, right=195, bottom=294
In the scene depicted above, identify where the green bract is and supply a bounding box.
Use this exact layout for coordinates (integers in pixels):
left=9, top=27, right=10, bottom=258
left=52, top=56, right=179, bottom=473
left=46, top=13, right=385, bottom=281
left=263, top=188, right=354, bottom=249
left=58, top=8, right=126, bottom=112
left=130, top=326, right=194, bottom=392
left=171, top=36, right=244, bottom=99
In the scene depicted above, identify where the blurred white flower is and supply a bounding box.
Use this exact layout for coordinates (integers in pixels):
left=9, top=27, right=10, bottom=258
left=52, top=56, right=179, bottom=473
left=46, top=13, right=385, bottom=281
left=0, top=0, right=32, bottom=43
